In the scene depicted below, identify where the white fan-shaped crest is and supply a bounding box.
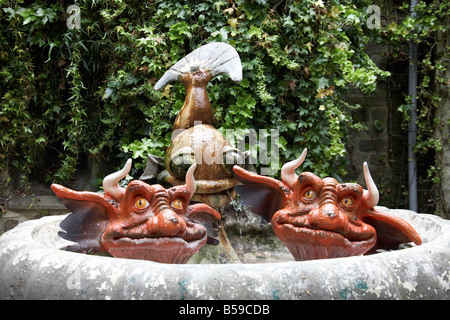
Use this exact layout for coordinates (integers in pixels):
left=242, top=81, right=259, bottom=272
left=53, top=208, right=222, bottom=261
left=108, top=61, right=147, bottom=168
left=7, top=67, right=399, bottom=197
left=154, top=42, right=242, bottom=91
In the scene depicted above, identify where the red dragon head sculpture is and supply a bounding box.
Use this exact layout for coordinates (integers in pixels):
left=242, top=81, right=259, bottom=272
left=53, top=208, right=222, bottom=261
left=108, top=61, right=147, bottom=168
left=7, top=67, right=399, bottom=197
left=52, top=160, right=221, bottom=264
left=233, top=148, right=422, bottom=261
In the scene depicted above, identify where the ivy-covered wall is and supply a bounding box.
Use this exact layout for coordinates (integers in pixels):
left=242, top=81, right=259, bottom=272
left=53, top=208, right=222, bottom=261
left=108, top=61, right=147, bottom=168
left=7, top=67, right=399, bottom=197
left=0, top=0, right=448, bottom=216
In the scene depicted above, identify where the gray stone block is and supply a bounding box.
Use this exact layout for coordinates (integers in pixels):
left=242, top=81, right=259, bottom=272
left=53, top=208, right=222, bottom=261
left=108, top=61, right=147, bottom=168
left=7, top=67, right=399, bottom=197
left=7, top=195, right=66, bottom=212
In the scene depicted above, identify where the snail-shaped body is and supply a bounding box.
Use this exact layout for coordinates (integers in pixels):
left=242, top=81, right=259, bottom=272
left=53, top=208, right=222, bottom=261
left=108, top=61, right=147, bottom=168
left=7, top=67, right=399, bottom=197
left=142, top=42, right=245, bottom=207
left=160, top=124, right=242, bottom=207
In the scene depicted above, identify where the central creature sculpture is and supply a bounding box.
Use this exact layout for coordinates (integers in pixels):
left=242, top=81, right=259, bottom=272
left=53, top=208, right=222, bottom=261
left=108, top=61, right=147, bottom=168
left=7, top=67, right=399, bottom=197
left=52, top=161, right=221, bottom=264
left=233, top=149, right=422, bottom=261
left=141, top=42, right=249, bottom=208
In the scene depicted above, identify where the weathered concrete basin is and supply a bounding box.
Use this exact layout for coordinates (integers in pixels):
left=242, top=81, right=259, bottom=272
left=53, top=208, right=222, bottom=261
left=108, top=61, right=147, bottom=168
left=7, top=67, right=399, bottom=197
left=0, top=208, right=449, bottom=299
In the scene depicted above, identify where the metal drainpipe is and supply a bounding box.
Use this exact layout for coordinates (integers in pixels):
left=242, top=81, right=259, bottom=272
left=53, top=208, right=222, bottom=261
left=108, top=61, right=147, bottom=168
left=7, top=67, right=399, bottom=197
left=408, top=0, right=419, bottom=212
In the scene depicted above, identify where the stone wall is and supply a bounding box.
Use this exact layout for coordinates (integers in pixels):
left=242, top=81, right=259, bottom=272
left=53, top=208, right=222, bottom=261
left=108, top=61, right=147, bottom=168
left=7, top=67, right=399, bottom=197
left=345, top=33, right=450, bottom=216
left=345, top=42, right=408, bottom=209
left=0, top=155, right=106, bottom=235
left=0, top=196, right=67, bottom=235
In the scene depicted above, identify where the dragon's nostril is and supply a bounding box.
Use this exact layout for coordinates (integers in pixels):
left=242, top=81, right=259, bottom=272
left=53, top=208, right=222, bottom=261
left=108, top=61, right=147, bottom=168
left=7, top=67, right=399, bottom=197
left=156, top=209, right=186, bottom=237
left=326, top=211, right=337, bottom=218
left=308, top=203, right=344, bottom=232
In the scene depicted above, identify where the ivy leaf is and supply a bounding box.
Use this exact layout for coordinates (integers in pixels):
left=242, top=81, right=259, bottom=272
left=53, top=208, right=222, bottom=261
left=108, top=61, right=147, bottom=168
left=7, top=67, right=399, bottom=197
left=283, top=16, right=295, bottom=28
left=236, top=94, right=256, bottom=109
left=328, top=6, right=340, bottom=18
left=239, top=78, right=250, bottom=88
left=285, top=121, right=297, bottom=131
left=317, top=77, right=329, bottom=90
left=214, top=1, right=225, bottom=13
left=248, top=25, right=262, bottom=39
left=241, top=108, right=252, bottom=118
left=314, top=0, right=325, bottom=8
left=228, top=17, right=238, bottom=28
left=35, top=8, right=45, bottom=17
left=23, top=16, right=35, bottom=25
left=278, top=136, right=287, bottom=151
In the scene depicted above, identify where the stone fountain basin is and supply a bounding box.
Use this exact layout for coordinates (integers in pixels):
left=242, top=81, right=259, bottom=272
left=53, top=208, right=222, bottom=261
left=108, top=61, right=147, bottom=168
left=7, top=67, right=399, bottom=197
left=0, top=208, right=449, bottom=299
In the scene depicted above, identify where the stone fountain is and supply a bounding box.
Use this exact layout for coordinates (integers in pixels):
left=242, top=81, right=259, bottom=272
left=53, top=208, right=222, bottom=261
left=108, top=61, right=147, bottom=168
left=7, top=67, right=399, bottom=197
left=0, top=43, right=449, bottom=299
left=0, top=206, right=449, bottom=299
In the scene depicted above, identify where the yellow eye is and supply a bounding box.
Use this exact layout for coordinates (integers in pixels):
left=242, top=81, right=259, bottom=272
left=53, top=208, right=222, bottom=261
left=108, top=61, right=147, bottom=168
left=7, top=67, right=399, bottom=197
left=341, top=198, right=353, bottom=207
left=171, top=199, right=183, bottom=210
left=304, top=189, right=317, bottom=200
left=135, top=198, right=149, bottom=209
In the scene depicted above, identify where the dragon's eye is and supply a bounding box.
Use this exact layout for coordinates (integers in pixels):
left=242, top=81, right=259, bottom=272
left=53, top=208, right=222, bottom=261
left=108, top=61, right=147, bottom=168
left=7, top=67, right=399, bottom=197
left=341, top=197, right=353, bottom=207
left=304, top=189, right=317, bottom=200
left=171, top=199, right=183, bottom=210
left=135, top=198, right=149, bottom=209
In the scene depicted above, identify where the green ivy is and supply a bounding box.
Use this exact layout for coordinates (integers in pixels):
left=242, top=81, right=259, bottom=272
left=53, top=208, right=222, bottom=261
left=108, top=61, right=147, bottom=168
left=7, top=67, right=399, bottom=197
left=1, top=0, right=391, bottom=190
left=382, top=0, right=449, bottom=215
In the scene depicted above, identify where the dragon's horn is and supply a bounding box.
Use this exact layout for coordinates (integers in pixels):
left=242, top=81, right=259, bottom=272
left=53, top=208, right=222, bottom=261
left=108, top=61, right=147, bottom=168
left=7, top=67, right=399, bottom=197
left=185, top=163, right=197, bottom=200
left=281, top=148, right=307, bottom=190
left=362, top=162, right=379, bottom=208
left=103, top=159, right=132, bottom=202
